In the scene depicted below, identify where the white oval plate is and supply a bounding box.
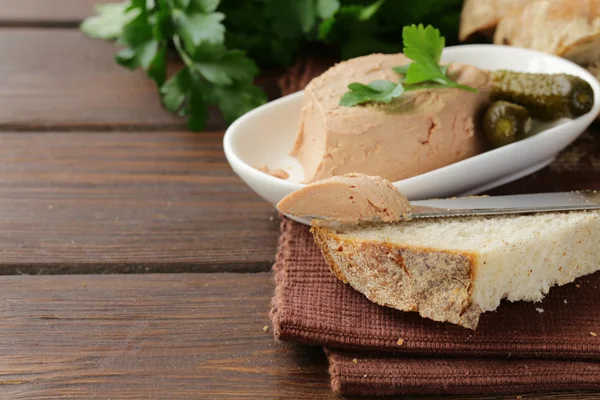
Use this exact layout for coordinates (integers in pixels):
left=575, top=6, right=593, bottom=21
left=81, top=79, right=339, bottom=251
left=224, top=45, right=600, bottom=224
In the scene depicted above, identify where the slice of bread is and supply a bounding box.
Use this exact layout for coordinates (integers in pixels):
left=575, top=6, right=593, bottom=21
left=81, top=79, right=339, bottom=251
left=311, top=211, right=600, bottom=329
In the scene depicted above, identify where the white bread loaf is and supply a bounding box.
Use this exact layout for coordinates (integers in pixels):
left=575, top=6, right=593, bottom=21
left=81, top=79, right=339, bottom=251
left=311, top=210, right=600, bottom=329
left=459, top=0, right=535, bottom=41
left=493, top=0, right=600, bottom=65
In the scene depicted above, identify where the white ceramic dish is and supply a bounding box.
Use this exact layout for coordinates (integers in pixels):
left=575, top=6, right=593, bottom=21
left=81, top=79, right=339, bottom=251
left=224, top=45, right=600, bottom=223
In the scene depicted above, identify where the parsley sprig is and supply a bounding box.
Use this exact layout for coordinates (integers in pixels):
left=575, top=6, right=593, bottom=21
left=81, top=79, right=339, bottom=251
left=81, top=2, right=467, bottom=131
left=83, top=0, right=266, bottom=131
left=340, top=24, right=477, bottom=107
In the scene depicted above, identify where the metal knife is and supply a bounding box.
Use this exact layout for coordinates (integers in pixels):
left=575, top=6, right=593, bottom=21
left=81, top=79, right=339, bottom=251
left=410, top=190, right=600, bottom=218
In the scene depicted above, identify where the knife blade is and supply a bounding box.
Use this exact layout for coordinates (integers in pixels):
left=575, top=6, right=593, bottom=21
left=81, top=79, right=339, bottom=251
left=410, top=191, right=600, bottom=218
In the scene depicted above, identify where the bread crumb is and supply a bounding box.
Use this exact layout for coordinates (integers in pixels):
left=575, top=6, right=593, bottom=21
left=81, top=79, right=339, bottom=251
left=48, top=205, right=54, bottom=210
left=590, top=332, right=597, bottom=337
left=564, top=299, right=568, bottom=304
left=269, top=216, right=274, bottom=221
left=516, top=396, right=522, bottom=399
left=81, top=283, right=87, bottom=288
left=535, top=308, right=544, bottom=313
left=352, top=358, right=358, bottom=363
left=397, top=338, right=405, bottom=345
left=262, top=325, right=269, bottom=332
left=576, top=284, right=581, bottom=288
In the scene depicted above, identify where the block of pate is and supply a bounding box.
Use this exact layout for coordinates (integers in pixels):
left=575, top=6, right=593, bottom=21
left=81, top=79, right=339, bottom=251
left=291, top=53, right=491, bottom=183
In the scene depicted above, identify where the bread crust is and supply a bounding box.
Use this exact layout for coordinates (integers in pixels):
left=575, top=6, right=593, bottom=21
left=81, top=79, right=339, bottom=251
left=311, top=225, right=482, bottom=329
left=493, top=0, right=600, bottom=64
left=459, top=0, right=534, bottom=41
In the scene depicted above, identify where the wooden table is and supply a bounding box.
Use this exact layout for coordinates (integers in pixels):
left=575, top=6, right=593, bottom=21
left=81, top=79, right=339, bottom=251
left=0, top=3, right=598, bottom=399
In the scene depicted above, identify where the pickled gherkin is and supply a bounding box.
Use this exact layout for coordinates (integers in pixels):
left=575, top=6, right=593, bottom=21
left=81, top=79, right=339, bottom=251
left=484, top=101, right=532, bottom=148
left=491, top=70, right=594, bottom=120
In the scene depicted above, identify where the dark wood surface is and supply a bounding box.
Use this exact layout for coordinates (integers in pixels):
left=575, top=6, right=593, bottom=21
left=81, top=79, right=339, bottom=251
left=0, top=273, right=595, bottom=400
left=0, top=273, right=331, bottom=399
left=0, top=0, right=106, bottom=25
left=0, top=4, right=597, bottom=399
left=0, top=132, right=278, bottom=274
left=0, top=30, right=186, bottom=130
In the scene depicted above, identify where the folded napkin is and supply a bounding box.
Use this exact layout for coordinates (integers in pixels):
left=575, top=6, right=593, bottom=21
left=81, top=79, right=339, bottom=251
left=270, top=217, right=600, bottom=396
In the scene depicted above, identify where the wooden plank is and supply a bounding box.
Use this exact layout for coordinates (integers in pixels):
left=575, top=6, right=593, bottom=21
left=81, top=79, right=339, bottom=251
left=0, top=132, right=279, bottom=274
left=0, top=272, right=596, bottom=399
left=0, top=29, right=281, bottom=130
left=0, top=0, right=107, bottom=25
left=0, top=29, right=188, bottom=130
left=0, top=273, right=332, bottom=399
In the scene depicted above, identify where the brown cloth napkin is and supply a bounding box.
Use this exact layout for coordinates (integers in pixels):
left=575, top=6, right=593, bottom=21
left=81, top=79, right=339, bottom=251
left=270, top=217, right=600, bottom=396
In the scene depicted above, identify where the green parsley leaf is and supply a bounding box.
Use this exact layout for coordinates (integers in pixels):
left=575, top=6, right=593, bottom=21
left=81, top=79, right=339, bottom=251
left=222, top=0, right=304, bottom=67
left=190, top=0, right=221, bottom=13
left=160, top=41, right=265, bottom=131
left=118, top=11, right=153, bottom=48
left=402, top=24, right=444, bottom=65
left=173, top=10, right=225, bottom=49
left=160, top=68, right=190, bottom=114
left=392, top=64, right=410, bottom=75
left=114, top=8, right=167, bottom=87
left=81, top=0, right=470, bottom=132
left=186, top=89, right=208, bottom=131
left=81, top=0, right=270, bottom=132
left=160, top=66, right=210, bottom=130
left=81, top=2, right=140, bottom=40
left=405, top=62, right=447, bottom=85
left=341, top=24, right=477, bottom=107
left=267, top=0, right=318, bottom=39
left=402, top=82, right=449, bottom=91
left=294, top=0, right=317, bottom=34
left=136, top=40, right=160, bottom=69
left=316, top=0, right=340, bottom=19
left=147, top=44, right=167, bottom=86
left=402, top=24, right=445, bottom=85
left=115, top=47, right=138, bottom=69
left=318, top=1, right=398, bottom=60
left=318, top=15, right=335, bottom=40
left=340, top=80, right=404, bottom=107
left=128, top=0, right=146, bottom=9
left=393, top=63, right=448, bottom=77
left=213, top=82, right=267, bottom=124
left=174, top=0, right=191, bottom=9
left=112, top=2, right=168, bottom=88
left=191, top=46, right=259, bottom=86
left=358, top=0, right=386, bottom=21
left=402, top=24, right=476, bottom=91
left=152, top=6, right=175, bottom=39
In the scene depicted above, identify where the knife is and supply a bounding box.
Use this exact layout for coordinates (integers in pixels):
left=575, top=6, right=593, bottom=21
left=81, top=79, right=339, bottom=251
left=410, top=190, right=600, bottom=218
